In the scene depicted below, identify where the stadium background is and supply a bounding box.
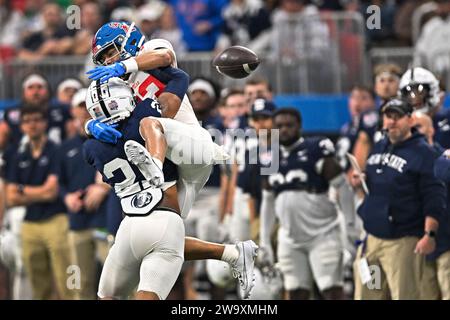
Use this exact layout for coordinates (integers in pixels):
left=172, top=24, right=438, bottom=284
left=1, top=0, right=450, bottom=300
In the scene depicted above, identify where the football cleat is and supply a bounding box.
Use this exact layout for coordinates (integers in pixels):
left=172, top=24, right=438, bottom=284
left=124, top=140, right=164, bottom=188
left=230, top=240, right=259, bottom=299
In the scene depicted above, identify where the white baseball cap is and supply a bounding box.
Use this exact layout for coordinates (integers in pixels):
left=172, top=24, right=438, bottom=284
left=22, top=74, right=48, bottom=89
left=58, top=78, right=82, bottom=94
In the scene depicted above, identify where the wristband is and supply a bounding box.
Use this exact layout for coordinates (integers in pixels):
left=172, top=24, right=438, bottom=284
left=121, top=58, right=139, bottom=73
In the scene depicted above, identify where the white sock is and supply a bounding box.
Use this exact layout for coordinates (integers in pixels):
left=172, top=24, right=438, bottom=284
left=221, top=244, right=239, bottom=265
left=153, top=158, right=163, bottom=171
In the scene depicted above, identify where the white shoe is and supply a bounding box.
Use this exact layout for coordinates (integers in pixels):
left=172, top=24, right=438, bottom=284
left=230, top=240, right=258, bottom=299
left=124, top=140, right=164, bottom=188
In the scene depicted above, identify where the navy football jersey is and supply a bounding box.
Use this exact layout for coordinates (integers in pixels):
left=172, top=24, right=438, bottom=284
left=336, top=119, right=359, bottom=171
left=357, top=109, right=384, bottom=146
left=266, top=136, right=335, bottom=196
left=202, top=115, right=225, bottom=187
left=83, top=98, right=178, bottom=197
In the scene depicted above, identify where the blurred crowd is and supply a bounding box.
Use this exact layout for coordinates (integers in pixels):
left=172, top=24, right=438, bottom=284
left=0, top=0, right=450, bottom=62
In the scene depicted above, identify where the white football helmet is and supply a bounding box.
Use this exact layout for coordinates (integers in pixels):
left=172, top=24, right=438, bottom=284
left=86, top=77, right=136, bottom=124
left=248, top=265, right=283, bottom=300
left=399, top=67, right=441, bottom=113
left=206, top=260, right=236, bottom=290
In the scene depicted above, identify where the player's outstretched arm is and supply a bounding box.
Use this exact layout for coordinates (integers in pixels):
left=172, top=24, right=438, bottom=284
left=87, top=49, right=175, bottom=83
left=259, top=188, right=276, bottom=265
left=157, top=66, right=190, bottom=119
left=133, top=49, right=174, bottom=71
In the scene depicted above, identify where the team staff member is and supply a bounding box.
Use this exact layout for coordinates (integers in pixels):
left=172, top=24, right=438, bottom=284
left=5, top=107, right=73, bottom=300
left=351, top=99, right=446, bottom=300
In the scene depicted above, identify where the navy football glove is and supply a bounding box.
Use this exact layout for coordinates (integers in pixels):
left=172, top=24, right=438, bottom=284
left=86, top=62, right=126, bottom=83
left=85, top=119, right=122, bottom=144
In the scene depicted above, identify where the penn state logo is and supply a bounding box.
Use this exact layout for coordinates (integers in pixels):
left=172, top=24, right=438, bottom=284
left=131, top=192, right=153, bottom=209
left=108, top=100, right=119, bottom=111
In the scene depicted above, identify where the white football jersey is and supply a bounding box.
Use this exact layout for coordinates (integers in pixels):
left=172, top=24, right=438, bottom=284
left=127, top=38, right=199, bottom=126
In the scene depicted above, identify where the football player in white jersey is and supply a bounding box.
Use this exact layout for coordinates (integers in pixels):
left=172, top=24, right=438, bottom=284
left=85, top=22, right=228, bottom=218
left=85, top=73, right=258, bottom=299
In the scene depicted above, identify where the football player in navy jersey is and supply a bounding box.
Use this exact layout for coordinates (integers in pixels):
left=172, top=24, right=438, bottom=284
left=83, top=79, right=185, bottom=300
left=232, top=99, right=277, bottom=242
left=221, top=78, right=274, bottom=235
left=399, top=67, right=450, bottom=149
left=260, top=108, right=346, bottom=300
left=413, top=112, right=450, bottom=299
left=83, top=77, right=258, bottom=299
left=336, top=85, right=376, bottom=172
left=335, top=85, right=376, bottom=297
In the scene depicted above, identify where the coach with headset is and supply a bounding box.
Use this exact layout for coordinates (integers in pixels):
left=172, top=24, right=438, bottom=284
left=351, top=98, right=446, bottom=300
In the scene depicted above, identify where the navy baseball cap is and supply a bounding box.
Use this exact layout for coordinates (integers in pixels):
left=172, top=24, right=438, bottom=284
left=250, top=99, right=277, bottom=117
left=381, top=98, right=413, bottom=116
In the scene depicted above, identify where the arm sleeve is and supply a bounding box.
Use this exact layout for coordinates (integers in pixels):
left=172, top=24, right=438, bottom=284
left=149, top=66, right=190, bottom=100
left=260, top=189, right=276, bottom=249
left=420, top=150, right=447, bottom=221
left=5, top=155, right=19, bottom=184
left=82, top=142, right=94, bottom=167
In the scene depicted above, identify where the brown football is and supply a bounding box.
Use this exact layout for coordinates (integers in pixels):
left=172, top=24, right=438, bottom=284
left=212, top=46, right=260, bottom=79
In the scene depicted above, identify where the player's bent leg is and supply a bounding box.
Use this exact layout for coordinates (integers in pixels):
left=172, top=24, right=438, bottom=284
left=184, top=237, right=258, bottom=299
left=138, top=117, right=167, bottom=162
left=124, top=140, right=164, bottom=187
left=137, top=249, right=184, bottom=300
left=97, top=231, right=140, bottom=299
left=136, top=211, right=185, bottom=300
left=184, top=237, right=225, bottom=261
left=177, top=165, right=213, bottom=218
left=148, top=116, right=228, bottom=166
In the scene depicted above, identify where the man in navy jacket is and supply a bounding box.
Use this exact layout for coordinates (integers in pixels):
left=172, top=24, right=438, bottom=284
left=351, top=98, right=446, bottom=300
